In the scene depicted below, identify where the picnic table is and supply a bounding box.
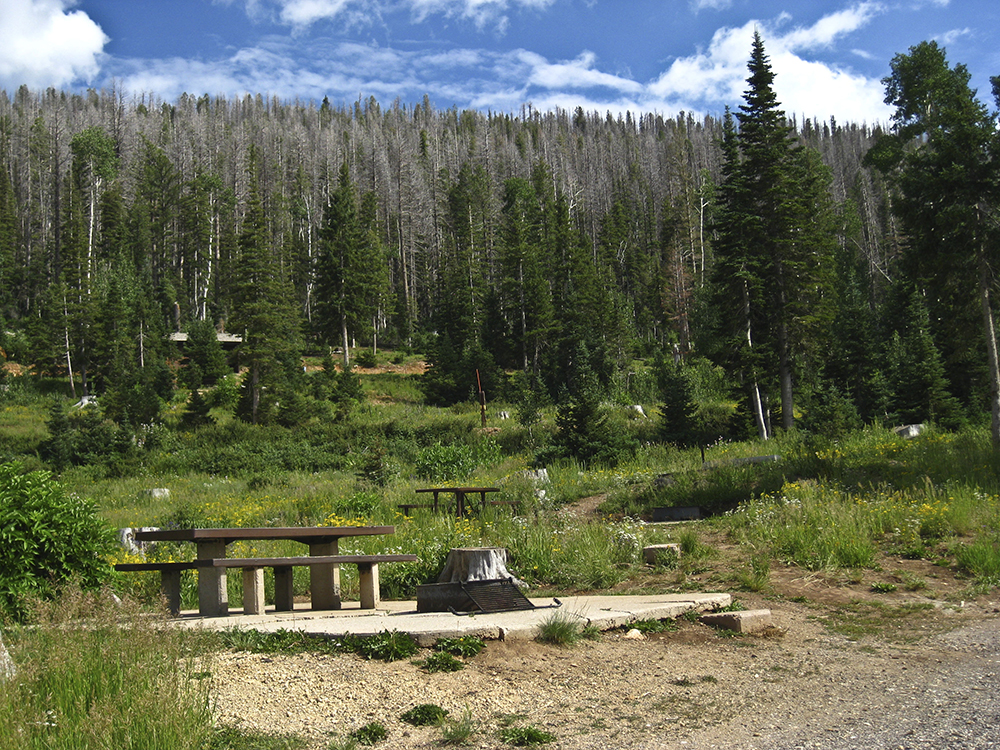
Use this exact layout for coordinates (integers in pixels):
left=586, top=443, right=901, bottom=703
left=399, top=487, right=507, bottom=517
left=129, top=526, right=399, bottom=617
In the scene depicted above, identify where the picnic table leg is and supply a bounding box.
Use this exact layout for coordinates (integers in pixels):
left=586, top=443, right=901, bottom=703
left=197, top=540, right=229, bottom=617
left=357, top=562, right=380, bottom=609
left=242, top=567, right=266, bottom=615
left=274, top=566, right=294, bottom=611
left=161, top=569, right=182, bottom=616
left=455, top=490, right=466, bottom=516
left=309, top=540, right=341, bottom=610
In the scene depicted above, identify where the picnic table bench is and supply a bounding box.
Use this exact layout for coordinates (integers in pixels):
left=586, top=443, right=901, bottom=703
left=399, top=487, right=517, bottom=516
left=116, top=526, right=408, bottom=617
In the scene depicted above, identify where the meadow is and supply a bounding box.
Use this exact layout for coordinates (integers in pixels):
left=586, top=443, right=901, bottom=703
left=2, top=364, right=1000, bottom=748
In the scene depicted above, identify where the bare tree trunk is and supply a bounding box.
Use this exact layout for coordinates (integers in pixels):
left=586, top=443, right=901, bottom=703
left=743, top=279, right=769, bottom=440
left=341, top=314, right=350, bottom=367
left=63, top=295, right=76, bottom=399
left=978, top=252, right=1000, bottom=447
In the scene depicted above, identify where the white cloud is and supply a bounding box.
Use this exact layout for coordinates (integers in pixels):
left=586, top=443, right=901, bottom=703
left=519, top=50, right=643, bottom=93
left=0, top=0, right=108, bottom=89
left=277, top=0, right=355, bottom=26
left=778, top=2, right=882, bottom=51
left=647, top=6, right=893, bottom=124
left=936, top=27, right=972, bottom=45
left=690, top=0, right=732, bottom=10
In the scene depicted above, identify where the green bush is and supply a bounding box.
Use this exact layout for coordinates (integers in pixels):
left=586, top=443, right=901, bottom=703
left=0, top=463, right=117, bottom=620
left=415, top=442, right=477, bottom=481
left=498, top=725, right=556, bottom=746
left=434, top=636, right=485, bottom=657
left=350, top=722, right=387, bottom=746
left=400, top=704, right=449, bottom=727
left=415, top=651, right=464, bottom=673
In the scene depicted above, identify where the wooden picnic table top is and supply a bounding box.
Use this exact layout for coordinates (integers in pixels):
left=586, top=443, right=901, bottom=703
left=415, top=487, right=500, bottom=493
left=133, top=526, right=394, bottom=545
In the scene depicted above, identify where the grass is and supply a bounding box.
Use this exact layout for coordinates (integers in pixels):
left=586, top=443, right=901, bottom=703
left=439, top=706, right=477, bottom=745
left=535, top=609, right=588, bottom=646
left=0, top=586, right=216, bottom=750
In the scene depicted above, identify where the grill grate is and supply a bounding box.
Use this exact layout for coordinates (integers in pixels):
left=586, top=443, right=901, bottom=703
left=459, top=577, right=536, bottom=613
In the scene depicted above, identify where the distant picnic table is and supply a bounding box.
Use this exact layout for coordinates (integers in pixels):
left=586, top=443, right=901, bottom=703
left=399, top=487, right=517, bottom=517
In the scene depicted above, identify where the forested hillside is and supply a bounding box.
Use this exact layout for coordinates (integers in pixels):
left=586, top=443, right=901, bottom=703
left=0, top=38, right=994, bottom=446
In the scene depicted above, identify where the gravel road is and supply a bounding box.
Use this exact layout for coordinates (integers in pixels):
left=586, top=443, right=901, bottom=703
left=208, top=597, right=1000, bottom=749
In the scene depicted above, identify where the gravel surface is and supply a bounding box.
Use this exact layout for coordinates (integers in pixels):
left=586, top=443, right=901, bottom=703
left=208, top=597, right=1000, bottom=749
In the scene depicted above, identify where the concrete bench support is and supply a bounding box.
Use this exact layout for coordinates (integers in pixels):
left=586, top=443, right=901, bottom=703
left=205, top=554, right=418, bottom=615
left=113, top=562, right=199, bottom=616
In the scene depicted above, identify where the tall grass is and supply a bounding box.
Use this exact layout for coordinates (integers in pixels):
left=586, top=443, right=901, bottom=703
left=0, top=586, right=214, bottom=750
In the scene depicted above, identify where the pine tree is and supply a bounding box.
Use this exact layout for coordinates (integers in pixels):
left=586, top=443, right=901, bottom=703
left=710, top=33, right=837, bottom=436
left=231, top=146, right=302, bottom=424
left=866, top=41, right=1000, bottom=444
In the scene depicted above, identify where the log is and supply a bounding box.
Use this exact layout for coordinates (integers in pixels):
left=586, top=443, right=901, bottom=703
left=437, top=547, right=525, bottom=586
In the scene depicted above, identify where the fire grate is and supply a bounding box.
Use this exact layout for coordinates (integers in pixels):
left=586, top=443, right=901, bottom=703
left=450, top=577, right=561, bottom=615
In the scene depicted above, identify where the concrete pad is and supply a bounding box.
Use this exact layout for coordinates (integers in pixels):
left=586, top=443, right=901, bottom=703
left=170, top=593, right=732, bottom=643
left=699, top=608, right=772, bottom=634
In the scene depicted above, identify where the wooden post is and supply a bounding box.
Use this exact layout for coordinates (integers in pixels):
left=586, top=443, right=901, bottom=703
left=477, top=369, right=487, bottom=427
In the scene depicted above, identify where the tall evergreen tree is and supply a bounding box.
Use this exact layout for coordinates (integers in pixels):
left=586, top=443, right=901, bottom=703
left=866, top=41, right=1000, bottom=445
left=710, top=32, right=837, bottom=436
left=231, top=146, right=302, bottom=424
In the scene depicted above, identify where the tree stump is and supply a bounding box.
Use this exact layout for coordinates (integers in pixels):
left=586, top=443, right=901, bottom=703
left=437, top=547, right=525, bottom=585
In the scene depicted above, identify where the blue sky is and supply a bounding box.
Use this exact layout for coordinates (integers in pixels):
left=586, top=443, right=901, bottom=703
left=0, top=0, right=996, bottom=125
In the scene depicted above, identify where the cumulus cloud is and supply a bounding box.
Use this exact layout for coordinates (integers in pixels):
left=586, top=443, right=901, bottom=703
left=648, top=5, right=893, bottom=123
left=519, top=50, right=643, bottom=93
left=0, top=0, right=108, bottom=89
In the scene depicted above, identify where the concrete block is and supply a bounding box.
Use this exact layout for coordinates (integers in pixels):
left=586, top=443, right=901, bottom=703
left=700, top=609, right=773, bottom=634
left=643, top=544, right=682, bottom=565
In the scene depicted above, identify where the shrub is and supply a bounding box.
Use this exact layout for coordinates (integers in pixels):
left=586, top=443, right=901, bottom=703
left=349, top=630, right=419, bottom=661
left=400, top=704, right=449, bottom=727
left=415, top=651, right=464, bottom=673
left=415, top=442, right=477, bottom=482
left=0, top=463, right=117, bottom=620
left=434, top=636, right=485, bottom=657
left=498, top=725, right=556, bottom=746
left=350, top=722, right=387, bottom=746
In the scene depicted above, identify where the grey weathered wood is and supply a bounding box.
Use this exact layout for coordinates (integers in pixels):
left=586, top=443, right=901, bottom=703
left=438, top=547, right=523, bottom=585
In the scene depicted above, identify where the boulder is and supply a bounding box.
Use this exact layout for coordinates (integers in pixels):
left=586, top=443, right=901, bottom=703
left=700, top=609, right=773, bottom=634
left=892, top=424, right=925, bottom=439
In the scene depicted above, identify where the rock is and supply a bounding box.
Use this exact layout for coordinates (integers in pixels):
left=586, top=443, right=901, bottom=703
left=892, top=423, right=925, bottom=439
left=0, top=628, right=15, bottom=682
left=623, top=628, right=646, bottom=640
left=145, top=488, right=170, bottom=499
left=521, top=468, right=549, bottom=485
left=629, top=405, right=646, bottom=418
left=643, top=543, right=682, bottom=566
left=700, top=609, right=773, bottom=634
left=118, top=526, right=161, bottom=555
